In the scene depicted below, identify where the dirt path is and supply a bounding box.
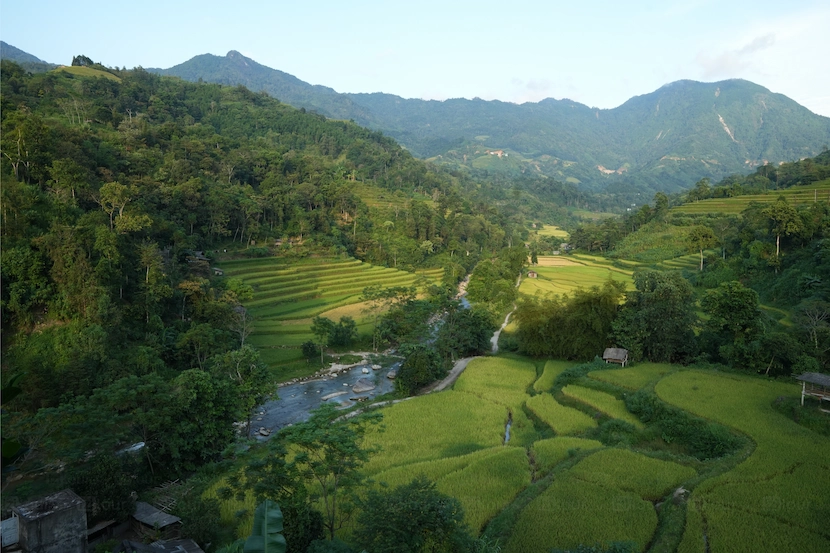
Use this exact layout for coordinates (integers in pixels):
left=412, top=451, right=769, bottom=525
left=421, top=357, right=476, bottom=394
left=490, top=274, right=522, bottom=354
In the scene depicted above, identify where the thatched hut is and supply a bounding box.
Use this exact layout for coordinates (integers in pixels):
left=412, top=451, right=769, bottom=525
left=603, top=348, right=629, bottom=367
left=795, top=372, right=830, bottom=410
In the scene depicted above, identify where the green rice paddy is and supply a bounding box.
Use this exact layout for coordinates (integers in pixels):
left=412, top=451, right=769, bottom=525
left=217, top=255, right=442, bottom=374
left=672, top=180, right=830, bottom=215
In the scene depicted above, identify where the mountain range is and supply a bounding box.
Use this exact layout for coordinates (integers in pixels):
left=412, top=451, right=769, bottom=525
left=4, top=43, right=830, bottom=196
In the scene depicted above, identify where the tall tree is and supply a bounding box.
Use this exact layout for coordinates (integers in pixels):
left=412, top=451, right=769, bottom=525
left=688, top=225, right=716, bottom=271
left=612, top=270, right=698, bottom=363
left=281, top=404, right=382, bottom=540
left=762, top=196, right=803, bottom=260
left=355, top=476, right=473, bottom=553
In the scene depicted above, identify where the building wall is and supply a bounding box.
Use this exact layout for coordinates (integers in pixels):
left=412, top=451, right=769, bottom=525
left=15, top=491, right=87, bottom=553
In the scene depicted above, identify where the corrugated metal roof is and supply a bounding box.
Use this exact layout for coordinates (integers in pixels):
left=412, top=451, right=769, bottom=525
left=796, top=372, right=830, bottom=387
left=133, top=502, right=181, bottom=528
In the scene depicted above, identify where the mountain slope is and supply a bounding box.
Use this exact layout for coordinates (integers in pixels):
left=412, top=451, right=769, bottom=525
left=150, top=51, right=376, bottom=122
left=99, top=49, right=830, bottom=195
left=0, top=41, right=56, bottom=72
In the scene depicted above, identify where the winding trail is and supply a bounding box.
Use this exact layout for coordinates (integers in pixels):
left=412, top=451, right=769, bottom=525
left=426, top=273, right=523, bottom=392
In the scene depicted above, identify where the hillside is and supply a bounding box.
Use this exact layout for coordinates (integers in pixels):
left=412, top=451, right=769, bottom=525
left=150, top=50, right=830, bottom=195
left=0, top=40, right=56, bottom=72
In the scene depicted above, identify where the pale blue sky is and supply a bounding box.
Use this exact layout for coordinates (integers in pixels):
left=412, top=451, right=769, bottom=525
left=2, top=0, right=828, bottom=116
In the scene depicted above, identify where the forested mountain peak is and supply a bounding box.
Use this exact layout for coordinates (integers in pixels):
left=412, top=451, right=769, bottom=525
left=4, top=41, right=830, bottom=204
left=149, top=50, right=830, bottom=198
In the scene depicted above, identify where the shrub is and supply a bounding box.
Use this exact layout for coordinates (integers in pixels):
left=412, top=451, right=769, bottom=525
left=396, top=345, right=445, bottom=395
left=625, top=390, right=743, bottom=459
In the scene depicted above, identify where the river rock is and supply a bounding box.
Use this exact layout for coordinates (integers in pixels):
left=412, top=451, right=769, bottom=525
left=362, top=367, right=370, bottom=374
left=386, top=369, right=397, bottom=380
left=372, top=364, right=382, bottom=370
left=352, top=378, right=376, bottom=393
left=322, top=391, right=349, bottom=401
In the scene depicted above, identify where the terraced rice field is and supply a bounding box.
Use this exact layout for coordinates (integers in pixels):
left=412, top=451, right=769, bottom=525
left=657, top=371, right=830, bottom=553
left=560, top=385, right=644, bottom=429
left=588, top=362, right=675, bottom=390
left=534, top=360, right=574, bottom=392
left=206, top=354, right=830, bottom=551
left=218, top=256, right=442, bottom=362
left=521, top=255, right=634, bottom=297
left=536, top=224, right=570, bottom=238
left=672, top=179, right=830, bottom=215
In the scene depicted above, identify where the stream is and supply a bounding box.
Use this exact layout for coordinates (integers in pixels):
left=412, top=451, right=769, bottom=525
left=249, top=272, right=518, bottom=438
left=250, top=362, right=399, bottom=437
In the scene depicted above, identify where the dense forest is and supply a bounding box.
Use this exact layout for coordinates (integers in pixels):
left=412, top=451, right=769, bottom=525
left=0, top=59, right=540, bottom=501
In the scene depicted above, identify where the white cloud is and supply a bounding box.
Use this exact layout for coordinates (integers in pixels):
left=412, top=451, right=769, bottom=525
left=697, top=33, right=776, bottom=79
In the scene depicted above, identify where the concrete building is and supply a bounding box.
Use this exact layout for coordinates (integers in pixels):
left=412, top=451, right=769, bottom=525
left=12, top=490, right=87, bottom=553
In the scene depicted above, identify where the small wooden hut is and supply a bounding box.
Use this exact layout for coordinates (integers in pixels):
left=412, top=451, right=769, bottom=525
left=795, top=372, right=830, bottom=410
left=527, top=270, right=538, bottom=279
left=132, top=501, right=181, bottom=540
left=603, top=348, right=629, bottom=367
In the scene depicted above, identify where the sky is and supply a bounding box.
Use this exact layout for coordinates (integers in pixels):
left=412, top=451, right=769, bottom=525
left=2, top=0, right=829, bottom=117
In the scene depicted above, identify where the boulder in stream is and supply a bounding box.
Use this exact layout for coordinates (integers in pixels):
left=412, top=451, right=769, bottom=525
left=352, top=377, right=376, bottom=393
left=386, top=369, right=397, bottom=380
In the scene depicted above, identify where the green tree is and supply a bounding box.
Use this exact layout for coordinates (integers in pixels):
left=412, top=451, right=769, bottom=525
left=762, top=196, right=803, bottom=261
left=612, top=271, right=698, bottom=363
left=688, top=225, right=716, bottom=271
left=328, top=316, right=358, bottom=347
left=210, top=345, right=275, bottom=435
left=354, top=476, right=473, bottom=553
left=311, top=316, right=335, bottom=366
left=701, top=281, right=763, bottom=369
left=396, top=345, right=445, bottom=395
left=282, top=404, right=382, bottom=540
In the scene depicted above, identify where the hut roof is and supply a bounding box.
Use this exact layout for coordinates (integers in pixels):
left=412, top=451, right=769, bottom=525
left=603, top=348, right=628, bottom=361
left=133, top=501, right=181, bottom=528
left=795, top=372, right=830, bottom=387
left=116, top=539, right=204, bottom=553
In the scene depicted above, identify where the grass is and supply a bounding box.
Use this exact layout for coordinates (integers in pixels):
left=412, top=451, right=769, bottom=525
left=436, top=447, right=531, bottom=533
left=54, top=65, right=122, bottom=81
left=536, top=224, right=570, bottom=239
left=203, top=477, right=257, bottom=539
left=657, top=370, right=830, bottom=552
left=371, top=447, right=506, bottom=488
left=560, top=385, right=645, bottom=428
left=453, top=356, right=540, bottom=446
left=531, top=437, right=603, bottom=474
left=362, top=391, right=507, bottom=474
left=505, top=475, right=657, bottom=553
left=202, top=357, right=830, bottom=552
left=587, top=362, right=675, bottom=390
left=519, top=256, right=634, bottom=298
left=569, top=448, right=696, bottom=501
left=524, top=393, right=598, bottom=435
left=534, top=360, right=574, bottom=392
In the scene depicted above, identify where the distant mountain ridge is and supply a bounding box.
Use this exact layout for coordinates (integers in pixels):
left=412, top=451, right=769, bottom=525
left=0, top=41, right=57, bottom=72
left=149, top=51, right=830, bottom=194
left=4, top=43, right=829, bottom=195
